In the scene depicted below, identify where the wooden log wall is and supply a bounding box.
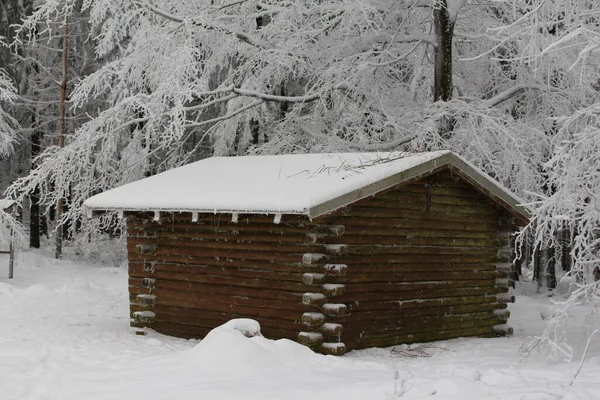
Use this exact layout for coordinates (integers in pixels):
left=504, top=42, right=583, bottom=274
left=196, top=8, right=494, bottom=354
left=126, top=212, right=346, bottom=354
left=311, top=169, right=517, bottom=350
left=125, top=167, right=519, bottom=355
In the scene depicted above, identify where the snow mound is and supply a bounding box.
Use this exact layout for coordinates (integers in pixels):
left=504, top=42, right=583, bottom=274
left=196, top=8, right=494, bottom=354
left=0, top=281, right=14, bottom=296
left=187, top=319, right=318, bottom=370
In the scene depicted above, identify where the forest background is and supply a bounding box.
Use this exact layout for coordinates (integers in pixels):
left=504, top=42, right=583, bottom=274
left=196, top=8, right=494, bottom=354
left=0, top=0, right=598, bottom=362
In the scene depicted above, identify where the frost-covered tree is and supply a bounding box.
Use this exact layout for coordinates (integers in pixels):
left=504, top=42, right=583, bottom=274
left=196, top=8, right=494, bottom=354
left=512, top=0, right=600, bottom=361
left=8, top=0, right=573, bottom=239
left=0, top=37, right=22, bottom=243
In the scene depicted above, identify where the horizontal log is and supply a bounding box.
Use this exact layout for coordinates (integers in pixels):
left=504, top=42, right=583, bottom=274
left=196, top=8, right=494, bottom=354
left=153, top=310, right=304, bottom=333
left=303, top=273, right=326, bottom=285
left=332, top=270, right=502, bottom=284
left=496, top=294, right=516, bottom=304
left=152, top=281, right=304, bottom=301
left=327, top=226, right=500, bottom=239
left=302, top=253, right=329, bottom=265
left=130, top=257, right=320, bottom=274
left=333, top=254, right=501, bottom=265
left=341, top=311, right=500, bottom=334
left=343, top=295, right=502, bottom=312
left=320, top=323, right=343, bottom=336
left=129, top=263, right=307, bottom=285
left=322, top=216, right=500, bottom=232
left=129, top=221, right=313, bottom=236
left=301, top=312, right=326, bottom=327
left=129, top=212, right=308, bottom=226
left=151, top=321, right=299, bottom=341
left=350, top=317, right=500, bottom=344
left=334, top=286, right=507, bottom=303
left=323, top=303, right=347, bottom=316
left=297, top=332, right=324, bottom=347
left=339, top=279, right=497, bottom=295
left=130, top=229, right=317, bottom=244
left=140, top=270, right=309, bottom=292
left=149, top=246, right=306, bottom=263
left=344, top=324, right=497, bottom=350
left=154, top=287, right=304, bottom=310
left=350, top=197, right=497, bottom=215
left=302, top=293, right=328, bottom=306
left=323, top=264, right=348, bottom=276
left=128, top=236, right=324, bottom=254
left=155, top=296, right=310, bottom=321
left=339, top=245, right=497, bottom=256
left=320, top=234, right=500, bottom=247
left=332, top=263, right=499, bottom=274
left=322, top=284, right=345, bottom=296
left=493, top=324, right=514, bottom=336
left=318, top=342, right=346, bottom=356
left=339, top=302, right=505, bottom=324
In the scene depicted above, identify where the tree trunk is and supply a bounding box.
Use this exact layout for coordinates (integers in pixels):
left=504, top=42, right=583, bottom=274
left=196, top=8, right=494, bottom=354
left=433, top=0, right=454, bottom=103
left=55, top=16, right=69, bottom=260
left=29, top=124, right=42, bottom=249
left=433, top=0, right=456, bottom=139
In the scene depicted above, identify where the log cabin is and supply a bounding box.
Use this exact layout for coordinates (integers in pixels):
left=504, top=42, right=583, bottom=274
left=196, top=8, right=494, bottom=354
left=84, top=151, right=529, bottom=355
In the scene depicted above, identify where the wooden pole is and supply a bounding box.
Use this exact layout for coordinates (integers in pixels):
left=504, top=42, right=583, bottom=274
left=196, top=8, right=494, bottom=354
left=55, top=15, right=69, bottom=260
left=8, top=228, right=14, bottom=279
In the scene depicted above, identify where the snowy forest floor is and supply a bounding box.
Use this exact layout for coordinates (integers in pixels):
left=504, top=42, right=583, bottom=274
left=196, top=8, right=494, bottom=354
left=1, top=243, right=599, bottom=400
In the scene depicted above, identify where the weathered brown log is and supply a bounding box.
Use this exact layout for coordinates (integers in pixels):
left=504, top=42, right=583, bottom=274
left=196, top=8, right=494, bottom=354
left=319, top=322, right=343, bottom=336
left=322, top=303, right=347, bottom=316
left=322, top=284, right=345, bottom=296
left=155, top=296, right=310, bottom=320
left=339, top=245, right=497, bottom=256
left=323, top=264, right=348, bottom=276
left=302, top=293, right=328, bottom=306
left=496, top=294, right=516, bottom=303
left=153, top=310, right=304, bottom=333
left=319, top=234, right=499, bottom=247
left=342, top=294, right=502, bottom=312
left=301, top=312, right=326, bottom=327
left=129, top=236, right=324, bottom=254
left=334, top=286, right=507, bottom=303
left=339, top=279, right=497, bottom=295
left=333, top=263, right=499, bottom=275
left=333, top=227, right=499, bottom=239
left=153, top=282, right=304, bottom=303
left=131, top=257, right=320, bottom=274
left=144, top=271, right=309, bottom=292
left=151, top=321, right=299, bottom=341
left=333, top=254, right=500, bottom=265
left=342, top=311, right=498, bottom=333
left=323, top=216, right=499, bottom=232
left=344, top=325, right=496, bottom=349
left=297, top=332, right=324, bottom=347
left=493, top=324, right=514, bottom=336
left=332, top=270, right=502, bottom=284
left=340, top=302, right=505, bottom=323
left=318, top=342, right=346, bottom=356
left=302, top=273, right=326, bottom=285
left=150, top=246, right=307, bottom=263
left=351, top=317, right=500, bottom=343
left=129, top=263, right=308, bottom=286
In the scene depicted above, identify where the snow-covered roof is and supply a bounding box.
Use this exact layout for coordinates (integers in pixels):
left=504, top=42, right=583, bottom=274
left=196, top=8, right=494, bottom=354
left=0, top=199, right=16, bottom=211
left=84, top=151, right=530, bottom=222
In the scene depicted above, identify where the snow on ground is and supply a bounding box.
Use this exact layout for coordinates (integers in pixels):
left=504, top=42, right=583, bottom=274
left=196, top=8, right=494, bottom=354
left=1, top=246, right=599, bottom=400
